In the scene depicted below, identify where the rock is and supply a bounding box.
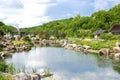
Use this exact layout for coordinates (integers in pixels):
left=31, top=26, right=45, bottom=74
left=83, top=45, right=91, bottom=50
left=59, top=40, right=64, bottom=45
left=7, top=45, right=16, bottom=50
left=74, top=45, right=83, bottom=51
left=114, top=53, right=120, bottom=58
left=113, top=53, right=120, bottom=62
left=3, top=48, right=9, bottom=51
left=12, top=73, right=42, bottom=80
left=12, top=75, right=20, bottom=80
left=87, top=49, right=99, bottom=53
left=64, top=44, right=73, bottom=50
left=55, top=40, right=60, bottom=44
left=71, top=44, right=77, bottom=48
left=99, top=48, right=110, bottom=56
left=113, top=47, right=120, bottom=53
left=30, top=74, right=41, bottom=80
left=116, top=41, right=120, bottom=47
left=13, top=73, right=31, bottom=80
left=1, top=51, right=13, bottom=58
left=37, top=69, right=46, bottom=76
left=0, top=72, right=12, bottom=77
left=42, top=39, right=47, bottom=46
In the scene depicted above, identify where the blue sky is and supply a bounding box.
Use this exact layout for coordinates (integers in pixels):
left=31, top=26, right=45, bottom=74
left=0, top=0, right=120, bottom=28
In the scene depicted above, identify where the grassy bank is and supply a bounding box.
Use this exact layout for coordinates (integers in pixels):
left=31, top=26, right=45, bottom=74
left=73, top=39, right=118, bottom=50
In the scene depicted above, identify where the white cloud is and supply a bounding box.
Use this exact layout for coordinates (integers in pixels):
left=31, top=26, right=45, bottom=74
left=92, top=0, right=120, bottom=11
left=92, top=0, right=109, bottom=11
left=0, top=0, right=54, bottom=28
left=18, top=16, right=51, bottom=28
left=0, top=0, right=23, bottom=9
left=51, top=69, right=120, bottom=80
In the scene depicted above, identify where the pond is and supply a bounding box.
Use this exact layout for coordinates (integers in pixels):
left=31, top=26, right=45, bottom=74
left=5, top=47, right=120, bottom=80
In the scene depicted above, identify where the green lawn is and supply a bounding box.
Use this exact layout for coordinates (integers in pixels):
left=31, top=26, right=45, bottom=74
left=73, top=39, right=118, bottom=50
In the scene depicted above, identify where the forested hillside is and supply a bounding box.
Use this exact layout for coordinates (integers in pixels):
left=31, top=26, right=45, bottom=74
left=22, top=4, right=120, bottom=38
left=0, top=21, right=16, bottom=34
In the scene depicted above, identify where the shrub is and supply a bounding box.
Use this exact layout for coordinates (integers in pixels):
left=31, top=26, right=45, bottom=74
left=77, top=30, right=93, bottom=38
left=0, top=61, right=8, bottom=72
left=22, top=36, right=33, bottom=46
left=22, top=36, right=31, bottom=42
left=0, top=74, right=12, bottom=80
left=0, top=47, right=2, bottom=52
left=0, top=61, right=15, bottom=74
left=100, top=33, right=120, bottom=40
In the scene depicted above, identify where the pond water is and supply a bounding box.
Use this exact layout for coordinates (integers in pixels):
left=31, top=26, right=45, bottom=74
left=5, top=47, right=120, bottom=80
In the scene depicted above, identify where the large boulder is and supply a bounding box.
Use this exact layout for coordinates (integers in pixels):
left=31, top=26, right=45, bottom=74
left=30, top=74, right=41, bottom=80
left=114, top=53, right=120, bottom=58
left=116, top=42, right=120, bottom=47
left=13, top=73, right=42, bottom=80
left=1, top=51, right=13, bottom=58
left=83, top=45, right=91, bottom=50
left=12, top=73, right=31, bottom=80
left=113, top=47, right=120, bottom=53
left=74, top=45, right=82, bottom=51
left=64, top=44, right=76, bottom=50
left=113, top=53, right=120, bottom=62
left=99, top=48, right=110, bottom=56
left=37, top=69, right=46, bottom=76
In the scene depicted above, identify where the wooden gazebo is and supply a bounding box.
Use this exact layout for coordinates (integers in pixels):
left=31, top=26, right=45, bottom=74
left=109, top=24, right=120, bottom=35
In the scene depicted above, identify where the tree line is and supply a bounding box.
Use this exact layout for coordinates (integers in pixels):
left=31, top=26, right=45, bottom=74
left=0, top=22, right=16, bottom=34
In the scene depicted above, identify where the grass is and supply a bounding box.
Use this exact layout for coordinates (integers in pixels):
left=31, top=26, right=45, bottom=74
left=73, top=39, right=118, bottom=50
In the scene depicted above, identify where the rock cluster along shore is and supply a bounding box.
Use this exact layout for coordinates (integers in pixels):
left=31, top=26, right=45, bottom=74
left=0, top=37, right=31, bottom=59
left=33, top=38, right=65, bottom=47
left=1, top=69, right=53, bottom=80
left=33, top=38, right=120, bottom=61
left=1, top=37, right=120, bottom=61
left=63, top=42, right=120, bottom=61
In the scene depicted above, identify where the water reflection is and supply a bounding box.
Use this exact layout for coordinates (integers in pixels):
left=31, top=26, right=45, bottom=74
left=5, top=47, right=120, bottom=80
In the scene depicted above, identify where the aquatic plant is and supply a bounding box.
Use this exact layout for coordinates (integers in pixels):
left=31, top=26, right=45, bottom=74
left=0, top=61, right=16, bottom=74
left=6, top=63, right=16, bottom=74
left=42, top=68, right=53, bottom=78
left=0, top=61, right=9, bottom=72
left=32, top=68, right=37, bottom=73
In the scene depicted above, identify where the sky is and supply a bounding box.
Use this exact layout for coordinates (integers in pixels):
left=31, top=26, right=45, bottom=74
left=0, top=0, right=120, bottom=28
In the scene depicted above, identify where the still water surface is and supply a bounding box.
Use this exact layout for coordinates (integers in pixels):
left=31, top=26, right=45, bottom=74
left=5, top=47, right=120, bottom=80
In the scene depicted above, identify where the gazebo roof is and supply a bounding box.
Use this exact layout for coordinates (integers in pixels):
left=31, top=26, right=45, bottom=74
left=109, top=24, right=120, bottom=32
